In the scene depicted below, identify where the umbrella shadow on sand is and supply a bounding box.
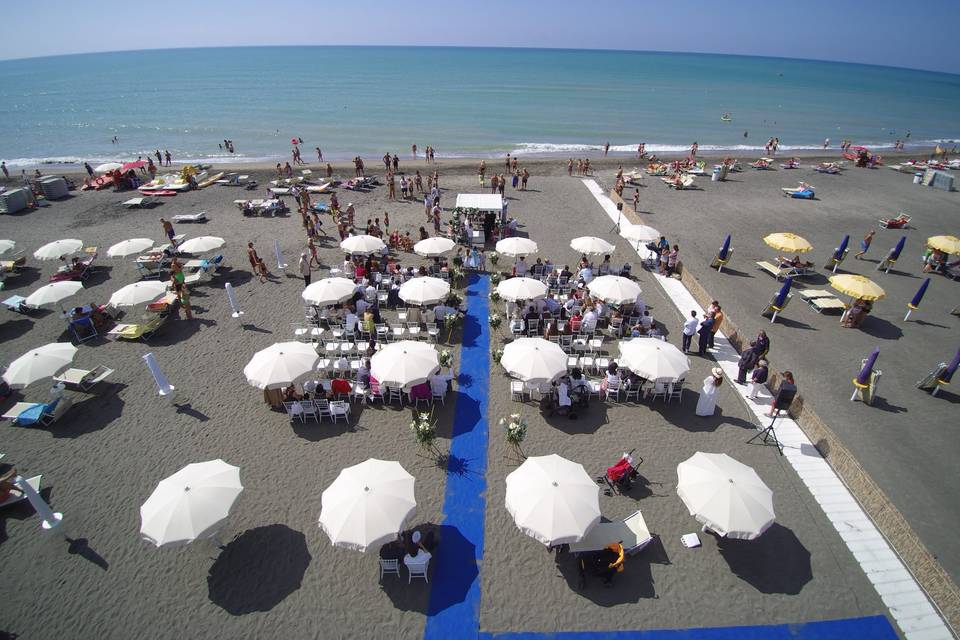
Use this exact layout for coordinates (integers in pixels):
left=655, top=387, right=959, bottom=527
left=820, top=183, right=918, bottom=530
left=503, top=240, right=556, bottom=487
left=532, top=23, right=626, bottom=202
left=207, top=524, right=311, bottom=615
left=380, top=524, right=478, bottom=615
left=716, top=523, right=811, bottom=594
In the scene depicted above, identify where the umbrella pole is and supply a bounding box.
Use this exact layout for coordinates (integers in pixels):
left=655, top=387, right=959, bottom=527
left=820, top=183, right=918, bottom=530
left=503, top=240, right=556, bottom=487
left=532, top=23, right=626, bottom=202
left=770, top=310, right=778, bottom=323
left=903, top=309, right=912, bottom=322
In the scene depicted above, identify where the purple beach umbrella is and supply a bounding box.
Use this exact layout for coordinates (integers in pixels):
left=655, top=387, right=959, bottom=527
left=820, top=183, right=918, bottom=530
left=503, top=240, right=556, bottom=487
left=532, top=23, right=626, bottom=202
left=834, top=235, right=850, bottom=261
left=904, top=278, right=930, bottom=321
left=851, top=347, right=880, bottom=401
left=769, top=277, right=792, bottom=323
left=718, top=235, right=731, bottom=261
left=889, top=236, right=906, bottom=261
left=940, top=348, right=960, bottom=385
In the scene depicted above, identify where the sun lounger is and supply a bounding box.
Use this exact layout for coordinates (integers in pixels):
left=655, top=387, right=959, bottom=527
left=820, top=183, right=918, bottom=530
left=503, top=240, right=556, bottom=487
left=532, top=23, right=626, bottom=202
left=269, top=187, right=291, bottom=196
left=0, top=475, right=42, bottom=509
left=122, top=196, right=155, bottom=208
left=756, top=261, right=791, bottom=280
left=3, top=294, right=30, bottom=313
left=172, top=211, right=207, bottom=223
left=568, top=510, right=653, bottom=555
left=49, top=253, right=96, bottom=282
left=305, top=182, right=333, bottom=193
left=2, top=396, right=73, bottom=426
left=1, top=257, right=26, bottom=273
left=52, top=366, right=114, bottom=391
left=106, top=315, right=164, bottom=341
left=798, top=289, right=847, bottom=314
left=878, top=214, right=911, bottom=229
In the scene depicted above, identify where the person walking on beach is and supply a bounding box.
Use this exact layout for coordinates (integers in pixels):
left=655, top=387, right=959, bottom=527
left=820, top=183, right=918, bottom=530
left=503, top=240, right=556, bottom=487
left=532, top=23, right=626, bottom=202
left=1, top=161, right=8, bottom=179
left=299, top=252, right=311, bottom=287
left=160, top=218, right=176, bottom=246
left=604, top=142, right=610, bottom=156
left=632, top=189, right=639, bottom=212
left=173, top=282, right=193, bottom=320
left=521, top=168, right=529, bottom=190
left=164, top=150, right=171, bottom=166
left=823, top=138, right=830, bottom=150
left=412, top=144, right=417, bottom=158
left=681, top=310, right=698, bottom=353
left=316, top=147, right=323, bottom=162
left=854, top=230, right=876, bottom=260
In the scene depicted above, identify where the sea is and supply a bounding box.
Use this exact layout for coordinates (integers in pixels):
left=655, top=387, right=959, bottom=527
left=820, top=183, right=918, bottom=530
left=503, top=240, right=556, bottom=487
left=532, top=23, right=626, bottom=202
left=0, top=46, right=958, bottom=168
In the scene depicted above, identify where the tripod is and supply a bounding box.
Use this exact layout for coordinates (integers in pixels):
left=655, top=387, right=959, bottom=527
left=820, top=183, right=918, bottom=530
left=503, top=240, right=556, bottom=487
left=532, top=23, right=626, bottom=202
left=610, top=202, right=623, bottom=234
left=747, top=409, right=783, bottom=454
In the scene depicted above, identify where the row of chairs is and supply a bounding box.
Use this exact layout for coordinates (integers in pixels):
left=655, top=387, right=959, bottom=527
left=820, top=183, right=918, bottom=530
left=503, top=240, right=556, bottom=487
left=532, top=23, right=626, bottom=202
left=510, top=376, right=685, bottom=404
left=284, top=399, right=351, bottom=423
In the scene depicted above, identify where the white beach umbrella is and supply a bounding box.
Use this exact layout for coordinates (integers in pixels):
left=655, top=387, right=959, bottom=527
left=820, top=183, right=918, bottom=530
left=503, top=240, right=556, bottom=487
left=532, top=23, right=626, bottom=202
left=620, top=224, right=661, bottom=245
left=571, top=236, right=615, bottom=255
left=617, top=338, right=690, bottom=381
left=140, top=459, right=243, bottom=548
left=107, top=238, right=154, bottom=258
left=33, top=239, right=83, bottom=260
left=302, top=277, right=357, bottom=307
left=399, top=276, right=450, bottom=306
left=370, top=341, right=439, bottom=389
left=108, top=281, right=166, bottom=308
left=496, top=277, right=547, bottom=302
left=178, top=236, right=226, bottom=254
left=340, top=234, right=385, bottom=256
left=495, top=237, right=538, bottom=257
left=0, top=239, right=16, bottom=256
left=319, top=458, right=416, bottom=552
left=24, top=281, right=83, bottom=310
left=94, top=162, right=122, bottom=173
left=414, top=237, right=456, bottom=257
left=143, top=352, right=175, bottom=398
left=274, top=239, right=287, bottom=272
left=587, top=275, right=642, bottom=305
left=225, top=282, right=244, bottom=319
left=677, top=452, right=775, bottom=540
left=243, top=341, right=320, bottom=390
left=505, top=454, right=600, bottom=546
left=500, top=337, right=567, bottom=385
left=2, top=342, right=78, bottom=389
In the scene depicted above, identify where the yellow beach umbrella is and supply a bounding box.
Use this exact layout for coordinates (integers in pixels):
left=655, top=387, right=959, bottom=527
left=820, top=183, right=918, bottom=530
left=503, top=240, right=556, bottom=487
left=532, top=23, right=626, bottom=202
left=927, top=235, right=960, bottom=255
left=764, top=233, right=813, bottom=254
left=829, top=274, right=886, bottom=301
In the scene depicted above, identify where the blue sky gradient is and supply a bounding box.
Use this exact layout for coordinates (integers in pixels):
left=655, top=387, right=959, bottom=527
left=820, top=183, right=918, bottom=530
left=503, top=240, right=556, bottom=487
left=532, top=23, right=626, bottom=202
left=3, top=0, right=958, bottom=74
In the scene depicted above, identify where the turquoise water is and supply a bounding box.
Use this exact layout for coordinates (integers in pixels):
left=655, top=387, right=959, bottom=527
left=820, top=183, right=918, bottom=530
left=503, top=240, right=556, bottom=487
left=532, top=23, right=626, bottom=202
left=0, top=46, right=958, bottom=167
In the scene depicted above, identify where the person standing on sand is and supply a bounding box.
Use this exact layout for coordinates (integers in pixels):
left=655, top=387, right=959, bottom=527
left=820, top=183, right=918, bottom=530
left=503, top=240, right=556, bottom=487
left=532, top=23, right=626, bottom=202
left=604, top=142, right=610, bottom=156
left=633, top=189, right=639, bottom=211
left=478, top=160, right=486, bottom=186
left=823, top=138, right=830, bottom=150
left=155, top=150, right=162, bottom=164
left=854, top=230, right=876, bottom=260
left=392, top=154, right=399, bottom=172
left=1, top=161, right=8, bottom=179
left=326, top=163, right=333, bottom=178
left=174, top=282, right=193, bottom=320
left=387, top=173, right=396, bottom=200
left=316, top=147, right=323, bottom=162
left=160, top=218, right=176, bottom=245
left=412, top=144, right=417, bottom=158
left=567, top=158, right=573, bottom=176
left=299, top=252, right=311, bottom=287
left=521, top=168, right=529, bottom=190
left=164, top=150, right=171, bottom=166
left=505, top=154, right=511, bottom=172
left=415, top=170, right=423, bottom=193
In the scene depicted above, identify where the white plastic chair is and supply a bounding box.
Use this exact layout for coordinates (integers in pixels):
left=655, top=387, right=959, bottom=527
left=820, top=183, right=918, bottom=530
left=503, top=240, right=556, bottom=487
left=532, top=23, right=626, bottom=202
left=299, top=400, right=319, bottom=421
left=329, top=400, right=351, bottom=423
left=283, top=401, right=304, bottom=422
left=668, top=377, right=685, bottom=403
left=510, top=380, right=527, bottom=402
left=407, top=557, right=430, bottom=583
left=379, top=558, right=400, bottom=579
left=388, top=386, right=404, bottom=407
left=314, top=399, right=332, bottom=421
left=407, top=323, right=423, bottom=340
left=426, top=323, right=440, bottom=342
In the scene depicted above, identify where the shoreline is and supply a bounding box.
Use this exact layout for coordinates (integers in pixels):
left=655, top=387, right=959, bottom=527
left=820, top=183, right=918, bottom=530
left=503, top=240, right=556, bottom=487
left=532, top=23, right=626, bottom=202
left=6, top=150, right=938, bottom=179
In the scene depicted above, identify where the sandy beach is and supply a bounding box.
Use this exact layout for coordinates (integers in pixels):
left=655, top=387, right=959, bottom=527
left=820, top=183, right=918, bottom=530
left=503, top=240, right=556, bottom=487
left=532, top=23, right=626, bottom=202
left=0, top=153, right=952, bottom=638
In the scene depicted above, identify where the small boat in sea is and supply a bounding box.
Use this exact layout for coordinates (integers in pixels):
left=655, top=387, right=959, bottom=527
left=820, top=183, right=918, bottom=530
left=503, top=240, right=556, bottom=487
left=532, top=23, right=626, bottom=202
left=721, top=113, right=732, bottom=122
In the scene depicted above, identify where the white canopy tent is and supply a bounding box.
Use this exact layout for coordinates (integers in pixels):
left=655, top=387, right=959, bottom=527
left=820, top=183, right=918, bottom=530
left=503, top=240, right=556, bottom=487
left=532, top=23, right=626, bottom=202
left=456, top=193, right=505, bottom=223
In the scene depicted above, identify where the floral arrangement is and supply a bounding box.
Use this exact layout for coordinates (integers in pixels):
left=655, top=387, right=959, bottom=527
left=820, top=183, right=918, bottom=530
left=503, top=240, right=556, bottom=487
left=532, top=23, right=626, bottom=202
left=489, top=289, right=502, bottom=302
left=410, top=411, right=437, bottom=450
left=500, top=413, right=528, bottom=447
left=489, top=251, right=500, bottom=265
left=438, top=349, right=453, bottom=368
left=451, top=266, right=466, bottom=287
left=488, top=313, right=502, bottom=329
left=444, top=312, right=463, bottom=342
left=491, top=346, right=504, bottom=363
left=490, top=272, right=503, bottom=285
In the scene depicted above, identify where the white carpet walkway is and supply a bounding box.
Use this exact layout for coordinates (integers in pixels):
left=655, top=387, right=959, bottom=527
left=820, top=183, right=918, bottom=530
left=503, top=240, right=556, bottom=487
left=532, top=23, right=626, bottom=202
left=582, top=178, right=953, bottom=640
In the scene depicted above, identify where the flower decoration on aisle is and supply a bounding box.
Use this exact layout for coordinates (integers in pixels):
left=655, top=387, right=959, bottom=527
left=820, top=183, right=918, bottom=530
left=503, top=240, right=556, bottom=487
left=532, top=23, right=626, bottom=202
left=438, top=349, right=453, bottom=369
left=490, top=272, right=503, bottom=285
left=488, top=312, right=502, bottom=330
left=500, top=413, right=528, bottom=457
left=410, top=411, right=439, bottom=452
left=489, top=289, right=502, bottom=303
left=489, top=251, right=500, bottom=265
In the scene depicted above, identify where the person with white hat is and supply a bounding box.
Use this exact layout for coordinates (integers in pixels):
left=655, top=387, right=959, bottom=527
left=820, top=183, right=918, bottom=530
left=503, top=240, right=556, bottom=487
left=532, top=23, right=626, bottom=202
left=696, top=367, right=724, bottom=416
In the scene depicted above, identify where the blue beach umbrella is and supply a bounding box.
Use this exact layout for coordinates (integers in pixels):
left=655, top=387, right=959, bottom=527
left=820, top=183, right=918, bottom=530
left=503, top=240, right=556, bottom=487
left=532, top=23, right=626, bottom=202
left=889, top=236, right=906, bottom=261
left=718, top=235, right=731, bottom=261
left=834, top=235, right=849, bottom=261
left=769, top=277, right=792, bottom=323
left=851, top=347, right=880, bottom=401
left=940, top=348, right=960, bottom=385
left=904, top=278, right=930, bottom=321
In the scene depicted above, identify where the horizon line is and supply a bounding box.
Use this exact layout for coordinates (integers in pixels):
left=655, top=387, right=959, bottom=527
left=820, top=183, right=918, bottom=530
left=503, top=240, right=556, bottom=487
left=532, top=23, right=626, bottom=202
left=1, top=44, right=957, bottom=78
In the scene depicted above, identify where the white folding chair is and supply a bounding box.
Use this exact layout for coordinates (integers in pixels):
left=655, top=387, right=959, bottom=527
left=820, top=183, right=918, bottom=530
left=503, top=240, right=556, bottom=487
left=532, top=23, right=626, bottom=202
left=566, top=355, right=580, bottom=371
left=623, top=381, right=643, bottom=403
left=314, top=399, right=333, bottom=421
left=283, top=401, right=304, bottom=422
left=580, top=354, right=596, bottom=374
left=605, top=379, right=622, bottom=402
left=526, top=319, right=540, bottom=337
left=668, top=377, right=685, bottom=403
left=299, top=400, right=319, bottom=421
left=426, top=323, right=440, bottom=342
left=406, top=322, right=423, bottom=340
left=511, top=380, right=528, bottom=402
left=650, top=378, right=670, bottom=402
left=388, top=386, right=404, bottom=407
left=431, top=385, right=446, bottom=405
left=380, top=558, right=400, bottom=579
left=391, top=324, right=406, bottom=341
left=407, top=558, right=430, bottom=583
left=329, top=400, right=351, bottom=423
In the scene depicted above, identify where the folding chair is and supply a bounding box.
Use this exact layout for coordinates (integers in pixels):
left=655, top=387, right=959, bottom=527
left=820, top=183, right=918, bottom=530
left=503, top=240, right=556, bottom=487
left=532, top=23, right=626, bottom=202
left=510, top=380, right=528, bottom=402
left=329, top=400, right=351, bottom=423
left=387, top=386, right=404, bottom=407
left=379, top=558, right=401, bottom=580
left=668, top=377, right=685, bottom=402
left=284, top=401, right=305, bottom=422
left=407, top=558, right=430, bottom=583
left=314, top=399, right=333, bottom=421
left=299, top=400, right=319, bottom=422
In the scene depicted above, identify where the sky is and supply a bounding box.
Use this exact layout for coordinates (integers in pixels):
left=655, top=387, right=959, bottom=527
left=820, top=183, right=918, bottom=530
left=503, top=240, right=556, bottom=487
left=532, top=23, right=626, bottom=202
left=2, top=0, right=958, bottom=75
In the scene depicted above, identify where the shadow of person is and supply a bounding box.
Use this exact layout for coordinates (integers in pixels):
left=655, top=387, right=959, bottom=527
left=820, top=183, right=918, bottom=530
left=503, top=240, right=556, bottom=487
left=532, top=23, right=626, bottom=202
left=716, top=523, right=811, bottom=594
left=207, top=524, right=311, bottom=615
left=65, top=537, right=109, bottom=570
left=380, top=524, right=478, bottom=615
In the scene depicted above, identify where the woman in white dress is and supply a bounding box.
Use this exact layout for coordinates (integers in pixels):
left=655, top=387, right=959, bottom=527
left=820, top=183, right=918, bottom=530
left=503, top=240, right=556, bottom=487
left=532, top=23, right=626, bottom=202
left=696, top=367, right=724, bottom=416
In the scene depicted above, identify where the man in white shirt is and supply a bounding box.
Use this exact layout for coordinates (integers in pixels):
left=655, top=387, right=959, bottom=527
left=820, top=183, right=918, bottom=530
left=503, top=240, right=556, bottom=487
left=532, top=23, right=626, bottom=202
left=364, top=283, right=377, bottom=301
left=582, top=308, right=598, bottom=332
left=681, top=310, right=698, bottom=353
left=577, top=264, right=593, bottom=284
left=515, top=257, right=528, bottom=277
left=345, top=310, right=359, bottom=333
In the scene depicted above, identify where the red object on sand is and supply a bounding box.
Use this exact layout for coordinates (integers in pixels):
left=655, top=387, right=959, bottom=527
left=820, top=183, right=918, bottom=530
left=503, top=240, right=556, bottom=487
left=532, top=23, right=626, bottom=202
left=121, top=160, right=146, bottom=171
left=291, top=138, right=299, bottom=145
left=606, top=457, right=633, bottom=483
left=139, top=188, right=177, bottom=196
